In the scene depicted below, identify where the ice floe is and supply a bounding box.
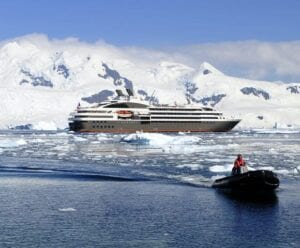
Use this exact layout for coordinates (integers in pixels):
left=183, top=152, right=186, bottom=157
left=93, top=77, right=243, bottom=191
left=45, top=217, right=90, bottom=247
left=73, top=136, right=88, bottom=142
left=32, top=121, right=58, bottom=131
left=274, top=169, right=290, bottom=175
left=252, top=128, right=300, bottom=134
left=176, top=164, right=204, bottom=170
left=0, top=139, right=27, bottom=148
left=209, top=164, right=233, bottom=173
left=58, top=208, right=77, bottom=212
left=257, top=166, right=275, bottom=171
left=120, top=133, right=201, bottom=146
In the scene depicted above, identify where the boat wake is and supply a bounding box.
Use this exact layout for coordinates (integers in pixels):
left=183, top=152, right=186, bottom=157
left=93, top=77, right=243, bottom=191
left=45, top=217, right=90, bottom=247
left=0, top=165, right=144, bottom=182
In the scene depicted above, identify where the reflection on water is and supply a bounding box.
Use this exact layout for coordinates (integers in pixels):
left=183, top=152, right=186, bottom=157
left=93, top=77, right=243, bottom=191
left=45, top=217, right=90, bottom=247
left=215, top=189, right=279, bottom=205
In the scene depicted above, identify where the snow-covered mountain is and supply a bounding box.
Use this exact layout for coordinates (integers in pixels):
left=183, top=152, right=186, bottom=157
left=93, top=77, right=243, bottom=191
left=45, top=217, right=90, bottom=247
left=0, top=35, right=300, bottom=130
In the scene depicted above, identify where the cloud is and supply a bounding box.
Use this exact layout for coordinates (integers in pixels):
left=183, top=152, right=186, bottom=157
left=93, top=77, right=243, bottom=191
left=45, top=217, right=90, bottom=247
left=167, top=41, right=300, bottom=82
left=1, top=34, right=300, bottom=82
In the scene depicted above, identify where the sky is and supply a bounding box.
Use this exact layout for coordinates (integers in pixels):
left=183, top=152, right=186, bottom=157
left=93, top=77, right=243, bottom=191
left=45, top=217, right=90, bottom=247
left=0, top=0, right=300, bottom=82
left=0, top=0, right=299, bottom=46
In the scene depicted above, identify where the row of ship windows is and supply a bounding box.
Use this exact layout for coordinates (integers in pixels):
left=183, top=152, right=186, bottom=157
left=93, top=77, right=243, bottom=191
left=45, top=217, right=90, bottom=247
left=78, top=111, right=108, bottom=113
left=78, top=112, right=220, bottom=116
left=93, top=125, right=114, bottom=129
left=79, top=115, right=219, bottom=119
left=151, top=121, right=218, bottom=124
left=87, top=121, right=218, bottom=125
left=78, top=116, right=113, bottom=118
left=150, top=112, right=220, bottom=115
left=79, top=106, right=214, bottom=111
left=151, top=117, right=219, bottom=119
left=149, top=108, right=213, bottom=111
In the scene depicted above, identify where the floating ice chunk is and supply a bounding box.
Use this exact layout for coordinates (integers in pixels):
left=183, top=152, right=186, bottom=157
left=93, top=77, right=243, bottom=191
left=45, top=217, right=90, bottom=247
left=121, top=133, right=201, bottom=146
left=209, top=164, right=232, bottom=173
left=268, top=148, right=278, bottom=154
left=199, top=144, right=239, bottom=151
left=73, top=136, right=87, bottom=142
left=32, top=138, right=45, bottom=143
left=257, top=166, right=275, bottom=171
left=161, top=144, right=204, bottom=154
left=16, top=139, right=27, bottom=145
left=172, top=136, right=201, bottom=145
left=55, top=132, right=69, bottom=136
left=91, top=141, right=101, bottom=144
left=121, top=133, right=151, bottom=144
left=32, top=121, right=58, bottom=130
left=178, top=131, right=192, bottom=135
left=58, top=208, right=76, bottom=212
left=274, top=169, right=290, bottom=175
left=176, top=164, right=203, bottom=170
left=97, top=134, right=111, bottom=142
left=205, top=158, right=222, bottom=162
left=252, top=129, right=300, bottom=134
left=0, top=139, right=27, bottom=147
left=97, top=133, right=110, bottom=138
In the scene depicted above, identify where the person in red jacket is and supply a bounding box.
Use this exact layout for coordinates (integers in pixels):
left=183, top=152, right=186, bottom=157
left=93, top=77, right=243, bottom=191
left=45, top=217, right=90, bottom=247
left=232, top=154, right=248, bottom=175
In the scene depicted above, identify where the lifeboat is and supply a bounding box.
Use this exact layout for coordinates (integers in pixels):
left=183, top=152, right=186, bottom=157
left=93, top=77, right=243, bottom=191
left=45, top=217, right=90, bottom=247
left=117, top=110, right=134, bottom=118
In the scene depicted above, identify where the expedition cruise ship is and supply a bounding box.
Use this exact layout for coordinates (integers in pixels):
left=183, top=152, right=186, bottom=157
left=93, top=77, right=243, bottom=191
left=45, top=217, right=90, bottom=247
left=69, top=89, right=240, bottom=133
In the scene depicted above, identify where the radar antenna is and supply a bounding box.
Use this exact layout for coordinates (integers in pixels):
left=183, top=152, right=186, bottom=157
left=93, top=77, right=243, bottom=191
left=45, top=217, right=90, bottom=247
left=149, top=90, right=156, bottom=105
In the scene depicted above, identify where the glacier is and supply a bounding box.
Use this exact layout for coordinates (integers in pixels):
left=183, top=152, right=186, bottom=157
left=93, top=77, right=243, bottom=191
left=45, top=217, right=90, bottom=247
left=0, top=35, right=300, bottom=130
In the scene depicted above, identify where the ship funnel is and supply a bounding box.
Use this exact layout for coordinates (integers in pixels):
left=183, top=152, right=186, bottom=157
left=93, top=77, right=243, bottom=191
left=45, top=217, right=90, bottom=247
left=116, top=89, right=125, bottom=97
left=126, top=88, right=134, bottom=96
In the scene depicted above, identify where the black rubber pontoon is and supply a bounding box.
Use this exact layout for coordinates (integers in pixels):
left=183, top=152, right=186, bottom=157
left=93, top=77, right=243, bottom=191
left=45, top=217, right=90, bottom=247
left=212, top=170, right=279, bottom=193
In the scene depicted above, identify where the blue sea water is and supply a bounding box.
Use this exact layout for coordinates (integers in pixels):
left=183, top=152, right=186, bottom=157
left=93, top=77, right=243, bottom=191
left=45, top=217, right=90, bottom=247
left=0, top=130, right=299, bottom=247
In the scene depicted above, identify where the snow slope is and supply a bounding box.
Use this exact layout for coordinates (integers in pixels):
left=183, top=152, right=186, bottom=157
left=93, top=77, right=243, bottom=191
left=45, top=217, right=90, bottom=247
left=0, top=35, right=299, bottom=130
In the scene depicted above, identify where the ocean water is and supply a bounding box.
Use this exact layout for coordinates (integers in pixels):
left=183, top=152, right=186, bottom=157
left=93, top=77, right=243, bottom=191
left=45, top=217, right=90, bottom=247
left=0, top=130, right=299, bottom=247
